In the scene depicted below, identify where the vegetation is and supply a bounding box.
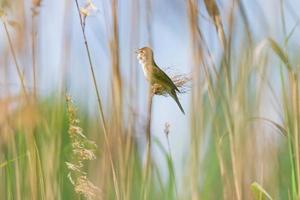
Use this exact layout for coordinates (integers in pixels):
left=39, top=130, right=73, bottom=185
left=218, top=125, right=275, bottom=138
left=0, top=0, right=300, bottom=199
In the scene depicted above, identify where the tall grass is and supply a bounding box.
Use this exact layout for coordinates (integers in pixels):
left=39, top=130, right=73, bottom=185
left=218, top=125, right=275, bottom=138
left=0, top=0, right=300, bottom=199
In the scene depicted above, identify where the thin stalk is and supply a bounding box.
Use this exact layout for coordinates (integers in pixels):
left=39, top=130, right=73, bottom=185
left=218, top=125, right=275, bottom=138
left=220, top=90, right=241, bottom=200
left=290, top=73, right=300, bottom=197
left=228, top=128, right=241, bottom=200
left=142, top=0, right=154, bottom=198
left=186, top=1, right=202, bottom=199
left=1, top=19, right=28, bottom=99
left=31, top=13, right=37, bottom=98
left=141, top=88, right=153, bottom=200
left=145, top=0, right=153, bottom=160
left=146, top=89, right=153, bottom=166
left=166, top=134, right=178, bottom=199
left=280, top=0, right=287, bottom=37
left=74, top=1, right=120, bottom=199
left=215, top=86, right=241, bottom=200
left=215, top=138, right=228, bottom=199
left=125, top=0, right=140, bottom=198
left=280, top=68, right=297, bottom=198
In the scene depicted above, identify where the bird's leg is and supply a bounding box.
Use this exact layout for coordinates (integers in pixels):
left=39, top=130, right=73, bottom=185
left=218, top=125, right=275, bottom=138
left=152, top=83, right=169, bottom=96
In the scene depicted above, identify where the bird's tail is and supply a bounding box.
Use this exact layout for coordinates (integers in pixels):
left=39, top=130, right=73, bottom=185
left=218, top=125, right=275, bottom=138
left=170, top=90, right=185, bottom=114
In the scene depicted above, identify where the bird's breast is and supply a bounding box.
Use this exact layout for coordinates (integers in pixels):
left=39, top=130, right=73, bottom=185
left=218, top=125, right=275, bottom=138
left=141, top=63, right=154, bottom=81
left=141, top=64, right=149, bottom=79
left=137, top=54, right=153, bottom=81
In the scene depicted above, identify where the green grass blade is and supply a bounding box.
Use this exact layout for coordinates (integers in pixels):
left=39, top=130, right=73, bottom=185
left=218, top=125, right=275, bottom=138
left=268, top=38, right=292, bottom=71
left=251, top=182, right=273, bottom=200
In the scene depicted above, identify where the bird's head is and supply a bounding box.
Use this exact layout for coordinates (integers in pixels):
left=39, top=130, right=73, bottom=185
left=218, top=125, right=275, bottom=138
left=135, top=47, right=154, bottom=65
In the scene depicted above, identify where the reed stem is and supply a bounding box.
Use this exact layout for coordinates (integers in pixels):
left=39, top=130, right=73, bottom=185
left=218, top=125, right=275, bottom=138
left=74, top=1, right=120, bottom=199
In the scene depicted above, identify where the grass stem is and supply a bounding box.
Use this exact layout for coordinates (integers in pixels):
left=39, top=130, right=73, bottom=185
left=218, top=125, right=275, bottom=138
left=74, top=1, right=120, bottom=199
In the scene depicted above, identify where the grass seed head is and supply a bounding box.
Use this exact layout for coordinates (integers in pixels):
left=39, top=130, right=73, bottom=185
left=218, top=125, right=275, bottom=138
left=65, top=95, right=100, bottom=199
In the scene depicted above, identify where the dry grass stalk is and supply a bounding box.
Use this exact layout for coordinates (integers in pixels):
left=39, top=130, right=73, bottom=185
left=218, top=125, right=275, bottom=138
left=74, top=1, right=120, bottom=198
left=31, top=0, right=42, bottom=98
left=1, top=14, right=29, bottom=101
left=109, top=0, right=123, bottom=128
left=186, top=1, right=204, bottom=199
left=203, top=0, right=226, bottom=49
left=142, top=1, right=154, bottom=199
left=164, top=122, right=178, bottom=198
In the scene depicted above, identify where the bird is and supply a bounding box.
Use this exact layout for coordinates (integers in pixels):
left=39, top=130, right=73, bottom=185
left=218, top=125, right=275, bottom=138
left=136, top=47, right=185, bottom=114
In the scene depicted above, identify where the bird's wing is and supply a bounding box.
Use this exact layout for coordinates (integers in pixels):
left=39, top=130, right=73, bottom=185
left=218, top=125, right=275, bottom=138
left=152, top=64, right=179, bottom=92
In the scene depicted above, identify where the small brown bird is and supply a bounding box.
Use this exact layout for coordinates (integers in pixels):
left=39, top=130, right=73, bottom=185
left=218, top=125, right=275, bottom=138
left=136, top=47, right=185, bottom=114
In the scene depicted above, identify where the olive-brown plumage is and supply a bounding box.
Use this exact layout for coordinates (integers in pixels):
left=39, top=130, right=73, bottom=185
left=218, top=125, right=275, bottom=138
left=136, top=47, right=185, bottom=114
